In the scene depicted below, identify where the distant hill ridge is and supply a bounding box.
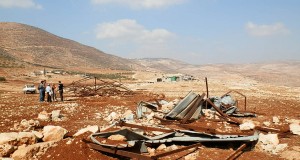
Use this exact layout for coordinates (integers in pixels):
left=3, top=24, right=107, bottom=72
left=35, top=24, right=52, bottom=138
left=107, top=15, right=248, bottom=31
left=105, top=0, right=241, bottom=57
left=0, top=22, right=135, bottom=70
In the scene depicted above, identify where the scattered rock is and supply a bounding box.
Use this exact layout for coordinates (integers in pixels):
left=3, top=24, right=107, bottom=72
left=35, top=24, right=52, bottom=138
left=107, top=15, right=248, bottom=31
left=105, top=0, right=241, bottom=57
left=263, top=121, right=271, bottom=127
left=273, top=116, right=280, bottom=124
left=11, top=141, right=55, bottom=160
left=280, top=150, right=300, bottom=160
left=38, top=111, right=51, bottom=121
left=42, top=126, right=68, bottom=142
left=147, top=147, right=155, bottom=156
left=0, top=132, right=36, bottom=146
left=14, top=119, right=40, bottom=131
left=156, top=144, right=167, bottom=151
left=168, top=144, right=178, bottom=151
left=31, top=131, right=43, bottom=140
left=51, top=110, right=62, bottom=121
left=1, top=158, right=14, bottom=160
left=95, top=113, right=102, bottom=119
left=18, top=132, right=37, bottom=146
left=100, top=140, right=106, bottom=144
left=184, top=151, right=199, bottom=160
left=73, top=125, right=99, bottom=136
left=161, top=102, right=175, bottom=111
left=274, top=144, right=288, bottom=154
left=104, top=112, right=119, bottom=122
left=258, top=133, right=287, bottom=154
left=146, top=112, right=155, bottom=120
left=259, top=133, right=279, bottom=146
left=122, top=110, right=134, bottom=121
left=290, top=123, right=300, bottom=135
left=66, top=138, right=73, bottom=145
left=285, top=119, right=300, bottom=124
left=0, top=132, right=18, bottom=145
left=107, top=134, right=126, bottom=141
left=202, top=109, right=217, bottom=119
left=0, top=144, right=15, bottom=157
left=239, top=121, right=255, bottom=130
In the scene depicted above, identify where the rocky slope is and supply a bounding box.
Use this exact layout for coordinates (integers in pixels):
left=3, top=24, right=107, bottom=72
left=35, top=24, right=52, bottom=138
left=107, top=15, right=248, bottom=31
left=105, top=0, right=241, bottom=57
left=0, top=22, right=136, bottom=70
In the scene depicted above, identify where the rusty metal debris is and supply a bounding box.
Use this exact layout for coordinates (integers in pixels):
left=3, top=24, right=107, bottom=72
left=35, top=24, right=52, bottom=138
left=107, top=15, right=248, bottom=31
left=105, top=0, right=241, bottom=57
left=165, top=92, right=206, bottom=123
left=86, top=80, right=289, bottom=159
left=88, top=121, right=258, bottom=160
left=222, top=90, right=247, bottom=111
left=67, top=76, right=133, bottom=97
left=87, top=141, right=202, bottom=160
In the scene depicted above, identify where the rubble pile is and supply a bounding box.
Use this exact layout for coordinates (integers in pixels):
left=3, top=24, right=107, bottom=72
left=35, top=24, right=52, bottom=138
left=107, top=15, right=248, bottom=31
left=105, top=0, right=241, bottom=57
left=37, top=110, right=66, bottom=122
left=84, top=91, right=299, bottom=160
left=1, top=89, right=299, bottom=160
left=0, top=125, right=67, bottom=159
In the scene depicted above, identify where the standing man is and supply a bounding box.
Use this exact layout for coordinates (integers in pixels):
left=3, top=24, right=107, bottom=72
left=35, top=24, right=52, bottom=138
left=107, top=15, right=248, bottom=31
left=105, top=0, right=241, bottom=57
left=45, top=84, right=52, bottom=102
left=52, top=84, right=57, bottom=101
left=38, top=80, right=45, bottom=102
left=58, top=81, right=64, bottom=101
left=43, top=80, right=46, bottom=101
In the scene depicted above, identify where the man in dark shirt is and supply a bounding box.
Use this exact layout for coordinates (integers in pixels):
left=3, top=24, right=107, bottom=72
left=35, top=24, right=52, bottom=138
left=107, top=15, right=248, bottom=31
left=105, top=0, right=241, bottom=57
left=58, top=81, right=64, bottom=101
left=38, top=80, right=45, bottom=102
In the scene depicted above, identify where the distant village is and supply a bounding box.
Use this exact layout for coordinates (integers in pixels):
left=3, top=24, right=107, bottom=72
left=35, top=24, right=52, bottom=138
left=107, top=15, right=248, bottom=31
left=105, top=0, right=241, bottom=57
left=28, top=68, right=197, bottom=83
left=156, top=74, right=196, bottom=82
left=31, top=69, right=66, bottom=76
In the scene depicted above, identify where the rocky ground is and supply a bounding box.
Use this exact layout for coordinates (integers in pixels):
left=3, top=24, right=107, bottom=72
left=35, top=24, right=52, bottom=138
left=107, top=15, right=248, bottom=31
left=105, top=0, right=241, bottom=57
left=0, top=70, right=300, bottom=160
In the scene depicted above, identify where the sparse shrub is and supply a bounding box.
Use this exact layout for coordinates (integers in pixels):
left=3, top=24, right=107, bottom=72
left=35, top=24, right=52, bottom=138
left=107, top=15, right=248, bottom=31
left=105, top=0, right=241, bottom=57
left=93, top=73, right=126, bottom=80
left=0, top=76, right=6, bottom=82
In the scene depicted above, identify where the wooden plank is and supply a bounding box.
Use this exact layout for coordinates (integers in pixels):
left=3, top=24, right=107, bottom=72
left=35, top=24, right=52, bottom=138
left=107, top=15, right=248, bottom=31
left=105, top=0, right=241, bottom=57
left=226, top=143, right=247, bottom=160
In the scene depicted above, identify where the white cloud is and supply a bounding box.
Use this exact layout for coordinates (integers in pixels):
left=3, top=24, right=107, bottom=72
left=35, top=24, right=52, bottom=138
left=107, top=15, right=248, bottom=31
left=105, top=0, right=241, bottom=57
left=91, top=0, right=185, bottom=9
left=0, top=0, right=42, bottom=9
left=95, top=19, right=176, bottom=58
left=95, top=19, right=175, bottom=43
left=245, top=22, right=290, bottom=37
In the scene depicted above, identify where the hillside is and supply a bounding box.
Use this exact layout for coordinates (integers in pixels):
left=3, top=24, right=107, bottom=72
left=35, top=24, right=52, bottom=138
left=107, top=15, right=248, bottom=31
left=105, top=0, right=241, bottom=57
left=133, top=58, right=195, bottom=73
left=135, top=58, right=300, bottom=87
left=0, top=22, right=136, bottom=70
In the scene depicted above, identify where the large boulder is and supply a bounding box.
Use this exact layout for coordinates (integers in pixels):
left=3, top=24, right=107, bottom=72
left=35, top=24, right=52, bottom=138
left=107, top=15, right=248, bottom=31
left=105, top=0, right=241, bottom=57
left=0, top=132, right=18, bottom=145
left=258, top=133, right=287, bottom=154
left=14, top=119, right=40, bottom=132
left=73, top=125, right=99, bottom=137
left=17, top=132, right=37, bottom=146
left=11, top=141, right=55, bottom=160
left=31, top=131, right=43, bottom=140
left=290, top=123, right=300, bottom=135
left=0, top=132, right=36, bottom=146
left=239, top=121, right=255, bottom=130
left=0, top=144, right=15, bottom=157
left=42, top=126, right=68, bottom=142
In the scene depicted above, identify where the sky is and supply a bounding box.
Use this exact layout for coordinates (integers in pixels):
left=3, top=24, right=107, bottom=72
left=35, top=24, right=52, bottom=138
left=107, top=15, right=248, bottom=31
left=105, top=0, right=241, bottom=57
left=0, top=0, right=299, bottom=64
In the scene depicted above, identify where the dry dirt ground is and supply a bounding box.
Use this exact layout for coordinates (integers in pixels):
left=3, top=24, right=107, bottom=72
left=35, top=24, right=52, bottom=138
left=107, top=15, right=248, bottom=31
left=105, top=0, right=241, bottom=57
left=0, top=69, right=300, bottom=160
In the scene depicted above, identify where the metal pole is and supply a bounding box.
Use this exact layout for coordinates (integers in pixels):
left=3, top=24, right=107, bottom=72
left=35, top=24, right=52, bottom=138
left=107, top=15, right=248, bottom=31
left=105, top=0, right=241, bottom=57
left=205, top=77, right=209, bottom=98
left=205, top=77, right=209, bottom=109
left=94, top=77, right=96, bottom=92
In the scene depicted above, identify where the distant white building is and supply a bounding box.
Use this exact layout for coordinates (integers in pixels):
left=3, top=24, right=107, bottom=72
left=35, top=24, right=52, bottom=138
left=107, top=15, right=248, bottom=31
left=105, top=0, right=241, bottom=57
left=157, top=74, right=194, bottom=82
